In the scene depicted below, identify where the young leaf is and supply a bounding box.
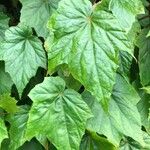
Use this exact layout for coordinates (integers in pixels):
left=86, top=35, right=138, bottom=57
left=109, top=0, right=144, bottom=30
left=0, top=94, right=18, bottom=113
left=48, top=0, right=133, bottom=110
left=20, top=0, right=61, bottom=38
left=6, top=106, right=30, bottom=150
left=0, top=24, right=47, bottom=97
left=0, top=12, right=9, bottom=41
left=136, top=28, right=150, bottom=86
left=0, top=118, right=8, bottom=147
left=0, top=61, right=13, bottom=95
left=26, top=77, right=92, bottom=150
left=82, top=74, right=143, bottom=146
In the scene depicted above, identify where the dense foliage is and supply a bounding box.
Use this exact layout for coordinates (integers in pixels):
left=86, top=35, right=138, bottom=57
left=0, top=0, right=150, bottom=149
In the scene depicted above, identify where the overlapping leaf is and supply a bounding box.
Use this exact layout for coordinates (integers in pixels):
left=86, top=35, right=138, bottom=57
left=0, top=118, right=8, bottom=147
left=109, top=0, right=144, bottom=30
left=48, top=0, right=132, bottom=110
left=0, top=94, right=18, bottom=113
left=0, top=61, right=13, bottom=95
left=136, top=28, right=150, bottom=86
left=80, top=131, right=116, bottom=150
left=20, top=0, right=61, bottom=38
left=6, top=106, right=29, bottom=150
left=120, top=132, right=150, bottom=150
left=0, top=24, right=47, bottom=96
left=137, top=93, right=150, bottom=134
left=26, top=77, right=92, bottom=150
left=0, top=12, right=9, bottom=41
left=82, top=74, right=143, bottom=146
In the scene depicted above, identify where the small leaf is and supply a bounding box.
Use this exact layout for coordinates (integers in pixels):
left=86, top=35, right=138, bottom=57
left=0, top=24, right=47, bottom=97
left=0, top=94, right=18, bottom=113
left=26, top=77, right=92, bottom=150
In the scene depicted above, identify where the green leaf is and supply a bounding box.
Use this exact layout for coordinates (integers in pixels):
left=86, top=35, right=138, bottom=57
left=48, top=0, right=133, bottom=110
left=118, top=51, right=132, bottom=77
left=80, top=131, right=117, bottom=150
left=58, top=65, right=82, bottom=91
left=142, top=131, right=150, bottom=150
left=36, top=135, right=48, bottom=149
left=20, top=0, right=60, bottom=38
left=136, top=28, right=150, bottom=86
left=0, top=94, right=18, bottom=113
left=82, top=74, right=143, bottom=146
left=147, top=30, right=150, bottom=37
left=137, top=92, right=150, bottom=134
left=18, top=138, right=44, bottom=150
left=26, top=77, right=92, bottom=150
left=7, top=106, right=30, bottom=150
left=0, top=24, right=47, bottom=97
left=142, top=86, right=150, bottom=94
left=109, top=0, right=144, bottom=30
left=120, top=137, right=142, bottom=150
left=0, top=12, right=9, bottom=41
left=0, top=118, right=8, bottom=147
left=0, top=61, right=13, bottom=95
left=120, top=132, right=150, bottom=150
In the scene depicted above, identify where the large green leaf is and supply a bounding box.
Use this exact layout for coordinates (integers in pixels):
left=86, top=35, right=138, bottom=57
left=109, top=0, right=144, bottom=30
left=82, top=74, right=143, bottom=146
left=136, top=28, right=150, bottom=86
left=0, top=61, right=13, bottom=95
left=0, top=12, right=9, bottom=41
left=26, top=77, right=92, bottom=150
left=80, top=131, right=117, bottom=150
left=0, top=24, right=47, bottom=96
left=0, top=118, right=8, bottom=147
left=20, top=0, right=60, bottom=38
left=48, top=0, right=132, bottom=110
left=7, top=106, right=30, bottom=150
left=0, top=94, right=18, bottom=113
